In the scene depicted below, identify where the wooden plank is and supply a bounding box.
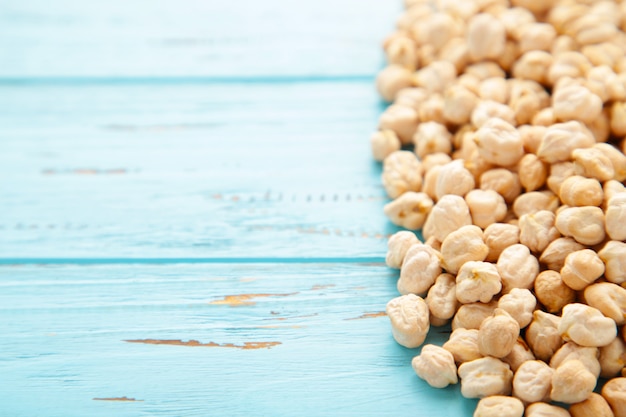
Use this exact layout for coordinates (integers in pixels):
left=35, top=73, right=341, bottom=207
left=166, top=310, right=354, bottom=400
left=0, top=263, right=476, bottom=416
left=0, top=0, right=400, bottom=78
left=0, top=81, right=401, bottom=258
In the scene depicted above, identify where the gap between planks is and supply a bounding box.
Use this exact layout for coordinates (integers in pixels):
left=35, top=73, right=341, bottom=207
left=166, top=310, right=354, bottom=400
left=0, top=257, right=386, bottom=265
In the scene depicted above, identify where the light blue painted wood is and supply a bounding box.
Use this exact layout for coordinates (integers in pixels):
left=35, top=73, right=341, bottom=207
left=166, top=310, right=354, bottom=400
left=0, top=264, right=477, bottom=417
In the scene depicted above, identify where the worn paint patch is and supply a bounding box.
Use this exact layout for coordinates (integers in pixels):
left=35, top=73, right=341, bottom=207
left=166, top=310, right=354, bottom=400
left=311, top=284, right=335, bottom=290
left=209, top=292, right=297, bottom=306
left=345, top=311, right=387, bottom=320
left=93, top=397, right=142, bottom=402
left=124, top=339, right=281, bottom=349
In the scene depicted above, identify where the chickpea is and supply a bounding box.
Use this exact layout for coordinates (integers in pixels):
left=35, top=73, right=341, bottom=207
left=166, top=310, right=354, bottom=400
left=436, top=160, right=476, bottom=199
left=379, top=104, right=420, bottom=145
left=553, top=84, right=603, bottom=124
left=474, top=118, right=524, bottom=167
left=456, top=261, right=503, bottom=304
left=526, top=310, right=564, bottom=362
left=371, top=130, right=401, bottom=162
left=550, top=359, right=597, bottom=404
left=547, top=161, right=577, bottom=195
left=398, top=244, right=442, bottom=296
left=422, top=195, right=473, bottom=242
left=559, top=176, right=603, bottom=207
left=473, top=395, right=524, bottom=417
left=497, top=244, right=539, bottom=293
left=518, top=154, right=548, bottom=192
left=584, top=282, right=626, bottom=326
left=525, top=403, right=571, bottom=417
left=385, top=230, right=420, bottom=269
left=509, top=80, right=550, bottom=126
left=413, top=121, right=453, bottom=160
left=611, top=101, right=626, bottom=137
left=384, top=192, right=434, bottom=230
left=519, top=210, right=560, bottom=254
left=376, top=65, right=415, bottom=102
left=465, top=62, right=506, bottom=81
left=531, top=108, right=556, bottom=127
left=594, top=143, right=626, bottom=182
left=443, top=328, right=482, bottom=363
left=478, top=309, right=520, bottom=358
left=412, top=13, right=460, bottom=51
left=599, top=337, right=626, bottom=379
left=478, top=77, right=510, bottom=104
left=414, top=61, right=458, bottom=93
left=605, top=193, right=626, bottom=241
left=483, top=223, right=520, bottom=262
left=602, top=377, right=626, bottom=417
left=513, top=190, right=560, bottom=218
left=559, top=303, right=617, bottom=347
left=471, top=101, right=517, bottom=128
left=547, top=51, right=591, bottom=86
left=572, top=147, right=616, bottom=182
left=438, top=37, right=471, bottom=74
left=513, top=51, right=553, bottom=86
left=386, top=293, right=430, bottom=348
left=440, top=225, right=488, bottom=275
left=426, top=273, right=458, bottom=320
left=412, top=344, right=458, bottom=388
left=382, top=151, right=423, bottom=199
left=534, top=270, right=576, bottom=314
left=604, top=182, right=626, bottom=209
left=395, top=87, right=429, bottom=111
left=452, top=301, right=498, bottom=331
left=513, top=360, right=554, bottom=403
left=517, top=23, right=557, bottom=54
left=555, top=206, right=606, bottom=246
left=498, top=288, right=536, bottom=329
left=467, top=13, right=506, bottom=61
left=569, top=393, right=615, bottom=417
left=499, top=7, right=536, bottom=39
left=443, top=85, right=478, bottom=125
left=598, top=241, right=626, bottom=285
left=384, top=35, right=419, bottom=71
left=458, top=357, right=513, bottom=398
left=561, top=249, right=605, bottom=291
left=540, top=237, right=586, bottom=272
left=421, top=152, right=452, bottom=173
left=550, top=341, right=602, bottom=380
left=480, top=168, right=522, bottom=204
left=419, top=93, right=447, bottom=125
left=422, top=164, right=442, bottom=202
left=537, top=121, right=595, bottom=164
left=502, top=337, right=535, bottom=372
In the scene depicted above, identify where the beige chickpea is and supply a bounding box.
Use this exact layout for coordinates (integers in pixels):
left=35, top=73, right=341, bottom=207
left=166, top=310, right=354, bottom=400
left=503, top=337, right=535, bottom=372
left=422, top=164, right=441, bottom=202
left=540, top=237, right=586, bottom=272
left=548, top=51, right=592, bottom=87
left=386, top=294, right=430, bottom=348
left=438, top=37, right=471, bottom=74
left=473, top=395, right=524, bottom=417
left=395, top=4, right=432, bottom=30
left=422, top=195, right=473, bottom=242
left=570, top=15, right=618, bottom=46
left=559, top=176, right=603, bottom=207
left=465, top=189, right=507, bottom=229
left=394, top=87, right=428, bottom=113
left=519, top=125, right=546, bottom=155
left=498, top=288, right=536, bottom=329
left=421, top=152, right=451, bottom=173
left=532, top=108, right=556, bottom=127
left=495, top=40, right=520, bottom=74
left=413, top=122, right=452, bottom=159
left=467, top=13, right=506, bottom=61
left=384, top=192, right=434, bottom=230
left=598, top=241, right=626, bottom=285
left=426, top=273, right=458, bottom=321
left=606, top=193, right=626, bottom=241
left=384, top=35, right=418, bottom=71
left=474, top=118, right=524, bottom=167
left=456, top=261, right=502, bottom=304
left=551, top=34, right=580, bottom=56
left=518, top=154, right=548, bottom=192
left=511, top=0, right=556, bottom=14
left=513, top=51, right=553, bottom=86
left=553, top=84, right=603, bottom=125
left=440, top=225, right=488, bottom=275
left=519, top=211, right=560, bottom=254
left=497, top=244, right=539, bottom=293
left=371, top=130, right=401, bottom=162
left=471, top=101, right=517, bottom=128
left=499, top=7, right=536, bottom=40
left=586, top=65, right=618, bottom=103
left=559, top=303, right=617, bottom=347
left=435, top=160, right=475, bottom=199
left=569, top=393, right=615, bottom=417
left=599, top=338, right=626, bottom=379
left=517, top=23, right=557, bottom=54
left=478, top=77, right=509, bottom=104
left=398, top=244, right=442, bottom=296
left=418, top=93, right=447, bottom=125
left=436, top=0, right=478, bottom=20
left=464, top=149, right=497, bottom=185
left=555, top=206, right=606, bottom=246
left=602, top=377, right=626, bottom=417
left=561, top=249, right=605, bottom=291
left=483, top=223, right=520, bottom=263
left=424, top=236, right=442, bottom=252
left=415, top=44, right=436, bottom=68
left=610, top=101, right=626, bottom=137
left=381, top=150, right=422, bottom=199
left=513, top=360, right=554, bottom=403
left=584, top=283, right=626, bottom=326
left=550, top=342, right=601, bottom=380
left=457, top=73, right=482, bottom=95
left=379, top=104, right=419, bottom=145
left=414, top=61, right=458, bottom=94
left=582, top=42, right=623, bottom=69
left=509, top=81, right=550, bottom=126
left=443, top=85, right=478, bottom=125
left=547, top=161, right=577, bottom=195
left=587, top=107, right=611, bottom=143
left=513, top=190, right=560, bottom=218
left=385, top=231, right=420, bottom=269
left=594, top=143, right=626, bottom=182
left=478, top=309, right=520, bottom=358
left=551, top=359, right=597, bottom=404
left=458, top=357, right=513, bottom=398
left=443, top=328, right=482, bottom=363
left=525, top=403, right=571, bottom=417
left=464, top=62, right=506, bottom=81
left=452, top=301, right=498, bottom=331
left=526, top=310, right=564, bottom=362
left=376, top=65, right=414, bottom=102
left=572, top=147, right=615, bottom=182
left=412, top=344, right=458, bottom=388
left=604, top=182, right=626, bottom=209
left=412, top=12, right=460, bottom=51
left=534, top=270, right=576, bottom=314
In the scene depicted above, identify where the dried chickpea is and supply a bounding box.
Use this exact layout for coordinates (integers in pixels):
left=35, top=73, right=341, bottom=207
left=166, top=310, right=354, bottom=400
left=499, top=7, right=535, bottom=39
left=598, top=241, right=626, bottom=285
left=395, top=87, right=428, bottom=111
left=513, top=190, right=559, bottom=218
left=473, top=395, right=524, bottom=417
left=509, top=80, right=550, bottom=125
left=497, top=244, right=539, bottom=293
left=422, top=195, right=473, bottom=242
left=586, top=65, right=618, bottom=103
left=526, top=310, right=564, bottom=362
left=525, top=403, right=571, bottom=417
left=436, top=0, right=478, bottom=20
left=604, top=181, right=626, bottom=208
left=540, top=237, right=586, bottom=272
left=414, top=61, right=458, bottom=94
left=443, top=85, right=478, bottom=125
left=602, top=377, right=626, bottom=417
left=517, top=23, right=557, bottom=54
left=478, top=309, right=520, bottom=358
left=464, top=62, right=506, bottom=81
left=385, top=230, right=420, bottom=269
left=371, top=130, right=401, bottom=162
left=559, top=176, right=603, bottom=207
left=519, top=210, right=560, bottom=254
left=537, top=121, right=595, bottom=164
left=550, top=342, right=601, bottom=380
left=421, top=152, right=452, bottom=173
left=456, top=261, right=502, bottom=304
left=483, top=223, right=520, bottom=263
left=531, top=108, right=555, bottom=127
left=467, top=13, right=506, bottom=61
left=471, top=101, right=517, bottom=128
left=422, top=164, right=441, bottom=202
left=426, top=273, right=458, bottom=321
left=559, top=303, right=617, bottom=347
left=413, top=121, right=452, bottom=159
left=385, top=35, right=419, bottom=71
left=513, top=360, right=554, bottom=403
left=438, top=37, right=471, bottom=73
left=605, top=193, right=626, bottom=241
left=518, top=153, right=548, bottom=192
left=582, top=42, right=623, bottom=69
left=611, top=102, right=626, bottom=137
left=587, top=107, right=611, bottom=143
left=398, top=244, right=442, bottom=296
left=569, top=393, right=615, bottom=417
left=594, top=143, right=626, bottom=182
left=384, top=192, right=434, bottom=230
left=381, top=150, right=422, bottom=199
left=443, top=328, right=482, bottom=363
left=513, top=51, right=553, bottom=86
left=412, top=344, right=458, bottom=388
left=553, top=84, right=603, bottom=124
left=599, top=337, right=626, bottom=379
left=379, top=104, right=419, bottom=145
left=435, top=160, right=475, bottom=199
left=502, top=337, right=535, bottom=372
left=464, top=148, right=496, bottom=184
left=584, top=282, right=626, bottom=326
left=466, top=189, right=507, bottom=228
left=498, top=288, right=536, bottom=329
left=452, top=301, right=498, bottom=331
left=548, top=51, right=592, bottom=87
left=550, top=359, right=597, bottom=404
left=474, top=118, right=524, bottom=167
left=412, top=13, right=460, bottom=51
left=555, top=206, right=606, bottom=246
left=440, top=225, right=488, bottom=274
left=376, top=65, right=414, bottom=102
left=386, top=293, right=430, bottom=348
left=561, top=249, right=605, bottom=291
left=458, top=357, right=513, bottom=398
left=547, top=161, right=577, bottom=195
left=478, top=77, right=510, bottom=104
left=496, top=40, right=521, bottom=74
left=534, top=270, right=576, bottom=314
left=418, top=93, right=447, bottom=124
left=572, top=147, right=616, bottom=182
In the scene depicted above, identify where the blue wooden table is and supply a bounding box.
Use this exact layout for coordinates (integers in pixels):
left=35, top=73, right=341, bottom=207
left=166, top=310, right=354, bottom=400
left=0, top=1, right=477, bottom=415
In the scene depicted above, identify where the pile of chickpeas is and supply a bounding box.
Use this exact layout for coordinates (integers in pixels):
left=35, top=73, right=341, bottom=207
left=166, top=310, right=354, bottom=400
left=373, top=0, right=626, bottom=416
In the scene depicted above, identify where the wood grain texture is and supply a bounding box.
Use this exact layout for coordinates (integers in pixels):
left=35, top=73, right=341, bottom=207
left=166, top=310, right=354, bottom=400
left=0, top=264, right=476, bottom=417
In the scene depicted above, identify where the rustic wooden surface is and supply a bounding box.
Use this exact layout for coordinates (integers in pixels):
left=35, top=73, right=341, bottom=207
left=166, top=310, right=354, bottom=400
left=0, top=0, right=477, bottom=415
